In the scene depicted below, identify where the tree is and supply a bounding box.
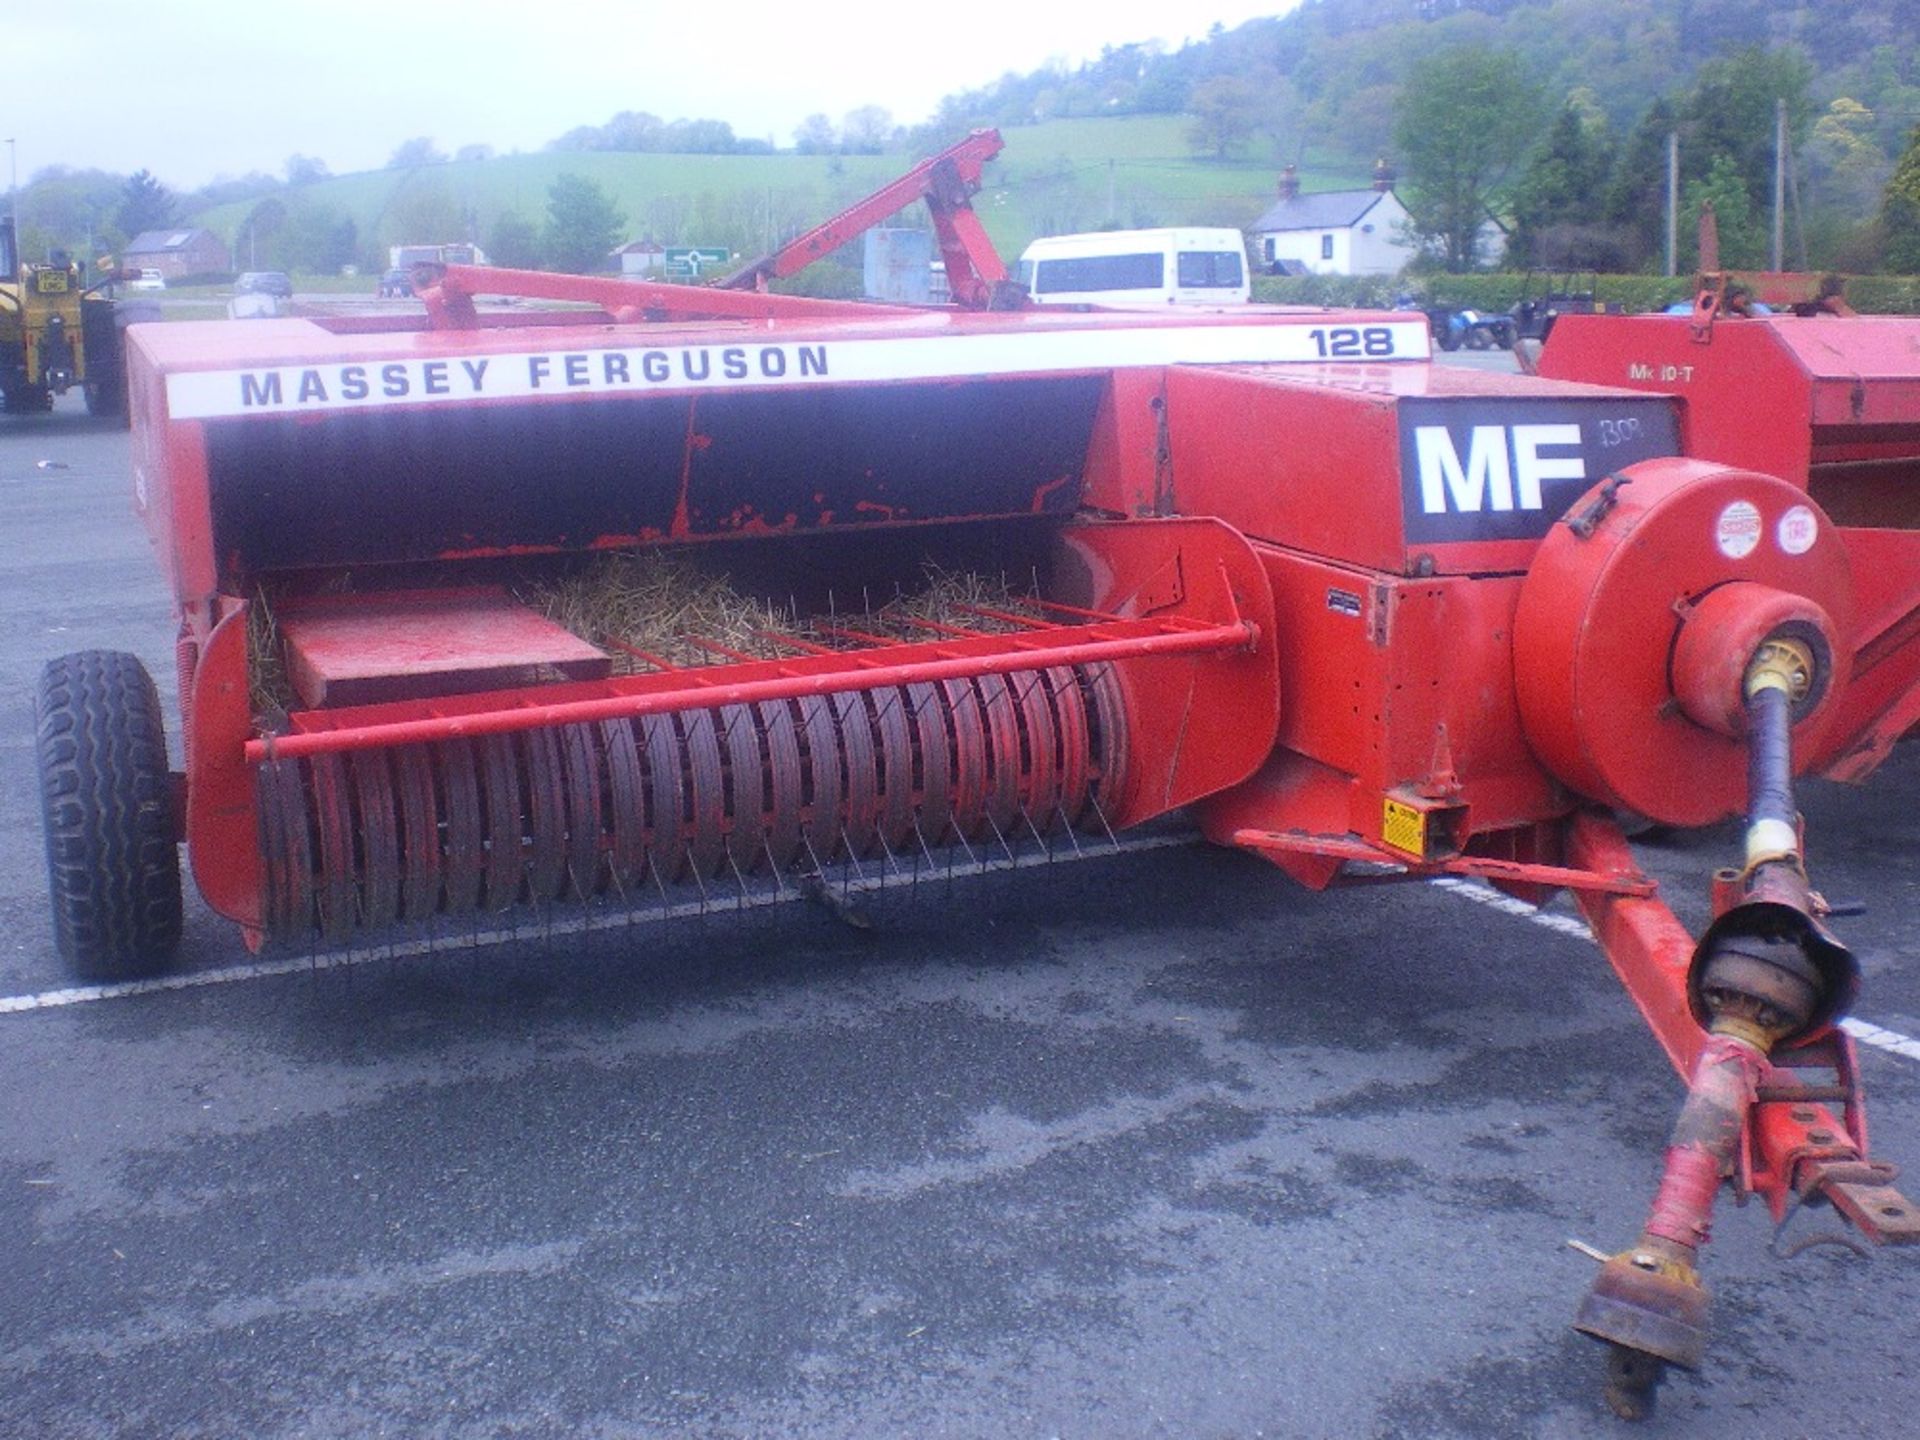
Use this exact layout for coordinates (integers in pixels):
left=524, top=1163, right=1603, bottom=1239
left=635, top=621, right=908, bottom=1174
left=453, top=143, right=495, bottom=164
left=384, top=181, right=464, bottom=248
left=115, top=170, right=176, bottom=240
left=544, top=174, right=624, bottom=273
left=840, top=106, right=894, bottom=154
left=1185, top=75, right=1261, bottom=160
left=1883, top=125, right=1920, bottom=272
left=1394, top=47, right=1544, bottom=271
left=1682, top=46, right=1814, bottom=213
left=1684, top=154, right=1767, bottom=269
left=387, top=137, right=445, bottom=169
left=793, top=113, right=838, bottom=154
left=1604, top=98, right=1678, bottom=269
left=487, top=211, right=543, bottom=269
left=1509, top=103, right=1618, bottom=266
left=278, top=201, right=357, bottom=274
left=285, top=154, right=330, bottom=187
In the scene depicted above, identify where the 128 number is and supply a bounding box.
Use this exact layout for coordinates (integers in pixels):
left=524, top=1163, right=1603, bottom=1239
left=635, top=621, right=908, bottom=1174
left=1307, top=326, right=1397, bottom=358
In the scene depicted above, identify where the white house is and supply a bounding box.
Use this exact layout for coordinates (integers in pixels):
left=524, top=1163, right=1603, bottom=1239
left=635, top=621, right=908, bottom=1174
left=1250, top=162, right=1416, bottom=277
left=611, top=237, right=667, bottom=275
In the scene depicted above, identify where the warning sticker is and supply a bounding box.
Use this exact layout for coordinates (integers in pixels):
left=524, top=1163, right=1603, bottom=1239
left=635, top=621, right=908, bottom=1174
left=1777, top=504, right=1818, bottom=556
left=1715, top=500, right=1762, bottom=560
left=1382, top=799, right=1427, bottom=858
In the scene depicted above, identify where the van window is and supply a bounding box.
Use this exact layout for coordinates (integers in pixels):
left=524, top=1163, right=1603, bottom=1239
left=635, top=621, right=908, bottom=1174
left=1176, top=251, right=1245, bottom=289
left=1034, top=252, right=1163, bottom=295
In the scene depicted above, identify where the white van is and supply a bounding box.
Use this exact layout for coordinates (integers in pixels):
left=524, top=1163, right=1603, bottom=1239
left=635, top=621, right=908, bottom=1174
left=1016, top=228, right=1250, bottom=307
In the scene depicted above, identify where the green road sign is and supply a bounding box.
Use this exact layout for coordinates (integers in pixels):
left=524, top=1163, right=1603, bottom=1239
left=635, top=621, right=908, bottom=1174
left=665, top=246, right=730, bottom=279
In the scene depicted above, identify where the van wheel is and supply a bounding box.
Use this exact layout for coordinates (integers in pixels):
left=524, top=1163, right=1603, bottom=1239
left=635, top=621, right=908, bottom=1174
left=35, top=652, right=183, bottom=980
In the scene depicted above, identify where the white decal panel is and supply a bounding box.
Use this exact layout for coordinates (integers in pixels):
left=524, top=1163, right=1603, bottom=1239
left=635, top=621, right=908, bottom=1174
left=164, top=321, right=1434, bottom=420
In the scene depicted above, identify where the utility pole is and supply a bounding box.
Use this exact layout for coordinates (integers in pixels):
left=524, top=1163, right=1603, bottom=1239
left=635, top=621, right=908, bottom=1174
left=1665, top=130, right=1678, bottom=277
left=5, top=138, right=17, bottom=272
left=1772, top=96, right=1787, bottom=271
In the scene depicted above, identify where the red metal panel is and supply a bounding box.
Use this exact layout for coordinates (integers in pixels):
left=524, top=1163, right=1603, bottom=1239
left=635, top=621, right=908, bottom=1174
left=277, top=587, right=612, bottom=707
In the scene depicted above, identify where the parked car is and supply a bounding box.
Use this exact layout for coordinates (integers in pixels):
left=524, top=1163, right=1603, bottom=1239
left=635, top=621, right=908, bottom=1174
left=127, top=269, right=166, bottom=292
left=378, top=268, right=415, bottom=299
left=235, top=271, right=294, bottom=299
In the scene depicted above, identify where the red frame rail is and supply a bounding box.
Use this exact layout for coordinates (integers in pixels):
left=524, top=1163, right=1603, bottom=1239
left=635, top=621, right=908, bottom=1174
left=244, top=608, right=1258, bottom=764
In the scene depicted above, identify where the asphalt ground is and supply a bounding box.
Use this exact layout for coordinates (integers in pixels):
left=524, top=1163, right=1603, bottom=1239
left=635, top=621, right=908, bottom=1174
left=1, top=386, right=1916, bottom=1440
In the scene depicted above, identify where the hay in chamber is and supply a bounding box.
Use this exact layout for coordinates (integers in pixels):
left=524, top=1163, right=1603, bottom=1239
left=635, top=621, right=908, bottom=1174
left=246, top=588, right=295, bottom=723
left=872, top=563, right=1045, bottom=639
left=522, top=549, right=802, bottom=672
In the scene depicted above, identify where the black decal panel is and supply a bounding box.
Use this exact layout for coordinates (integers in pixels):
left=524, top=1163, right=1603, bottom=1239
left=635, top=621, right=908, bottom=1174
left=1396, top=396, right=1678, bottom=546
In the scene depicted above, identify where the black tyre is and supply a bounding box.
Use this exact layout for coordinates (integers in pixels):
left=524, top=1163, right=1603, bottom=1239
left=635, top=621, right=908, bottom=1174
left=83, top=375, right=128, bottom=422
left=3, top=383, right=53, bottom=414
left=35, top=652, right=183, bottom=979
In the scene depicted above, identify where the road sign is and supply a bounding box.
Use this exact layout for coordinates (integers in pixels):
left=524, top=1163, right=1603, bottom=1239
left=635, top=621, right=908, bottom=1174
left=665, top=246, right=731, bottom=280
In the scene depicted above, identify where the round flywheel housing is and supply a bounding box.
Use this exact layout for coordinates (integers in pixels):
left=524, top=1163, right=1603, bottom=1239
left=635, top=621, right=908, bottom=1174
left=1514, top=457, right=1852, bottom=826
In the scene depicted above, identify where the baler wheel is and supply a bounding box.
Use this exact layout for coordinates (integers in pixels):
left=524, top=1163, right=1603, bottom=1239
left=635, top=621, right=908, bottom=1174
left=758, top=701, right=806, bottom=872
left=1080, top=664, right=1130, bottom=830
left=833, top=691, right=880, bottom=858
left=479, top=734, right=525, bottom=911
left=34, top=651, right=182, bottom=979
left=641, top=714, right=687, bottom=884
left=1044, top=667, right=1090, bottom=828
left=352, top=750, right=402, bottom=931
left=601, top=720, right=649, bottom=894
left=1012, top=672, right=1060, bottom=836
left=559, top=724, right=605, bottom=899
left=310, top=753, right=358, bottom=941
left=680, top=710, right=728, bottom=881
left=718, top=705, right=768, bottom=876
left=942, top=678, right=990, bottom=843
left=522, top=728, right=570, bottom=905
left=903, top=683, right=951, bottom=847
left=869, top=689, right=917, bottom=855
left=438, top=740, right=485, bottom=915
left=974, top=674, right=1024, bottom=842
left=395, top=746, right=443, bottom=923
left=796, top=699, right=845, bottom=861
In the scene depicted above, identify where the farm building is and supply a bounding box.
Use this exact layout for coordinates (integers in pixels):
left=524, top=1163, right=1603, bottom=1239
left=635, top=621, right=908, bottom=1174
left=123, top=228, right=230, bottom=280
left=1249, top=163, right=1416, bottom=277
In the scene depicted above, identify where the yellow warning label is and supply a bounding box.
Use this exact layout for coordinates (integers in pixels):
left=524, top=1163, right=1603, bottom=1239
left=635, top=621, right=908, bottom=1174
left=1382, top=798, right=1427, bottom=858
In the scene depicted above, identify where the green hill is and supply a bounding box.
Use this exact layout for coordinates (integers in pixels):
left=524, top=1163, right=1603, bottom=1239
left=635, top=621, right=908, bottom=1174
left=192, top=116, right=1363, bottom=275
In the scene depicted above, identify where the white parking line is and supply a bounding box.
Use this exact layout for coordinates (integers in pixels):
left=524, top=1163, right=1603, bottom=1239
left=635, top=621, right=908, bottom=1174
left=0, top=831, right=1198, bottom=1016
left=1429, top=875, right=1920, bottom=1066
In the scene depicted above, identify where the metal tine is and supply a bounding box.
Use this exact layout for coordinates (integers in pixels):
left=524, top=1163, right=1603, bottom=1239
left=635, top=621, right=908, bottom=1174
left=982, top=809, right=1018, bottom=866
left=1051, top=801, right=1087, bottom=859
left=762, top=835, right=798, bottom=900
left=871, top=824, right=906, bottom=880
left=1084, top=789, right=1123, bottom=850
left=724, top=851, right=754, bottom=913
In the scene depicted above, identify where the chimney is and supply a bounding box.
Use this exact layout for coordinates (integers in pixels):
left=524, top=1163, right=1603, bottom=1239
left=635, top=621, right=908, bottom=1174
left=1277, top=165, right=1300, bottom=201
left=1372, top=157, right=1396, bottom=192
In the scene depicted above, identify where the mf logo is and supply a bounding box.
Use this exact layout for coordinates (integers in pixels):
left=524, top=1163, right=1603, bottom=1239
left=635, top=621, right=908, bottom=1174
left=1412, top=423, right=1585, bottom=514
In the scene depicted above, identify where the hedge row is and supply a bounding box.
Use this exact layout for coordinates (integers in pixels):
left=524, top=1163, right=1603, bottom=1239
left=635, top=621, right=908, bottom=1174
left=1250, top=272, right=1920, bottom=315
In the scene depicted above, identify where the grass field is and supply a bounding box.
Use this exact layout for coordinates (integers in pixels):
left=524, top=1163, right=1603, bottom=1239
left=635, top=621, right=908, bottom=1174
left=191, top=115, right=1368, bottom=274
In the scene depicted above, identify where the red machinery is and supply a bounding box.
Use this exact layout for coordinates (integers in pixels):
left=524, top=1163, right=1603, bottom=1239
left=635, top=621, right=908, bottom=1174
left=33, top=133, right=1920, bottom=1416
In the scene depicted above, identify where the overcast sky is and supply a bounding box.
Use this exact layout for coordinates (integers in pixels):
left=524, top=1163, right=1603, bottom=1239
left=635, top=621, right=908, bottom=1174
left=9, top=1, right=1297, bottom=190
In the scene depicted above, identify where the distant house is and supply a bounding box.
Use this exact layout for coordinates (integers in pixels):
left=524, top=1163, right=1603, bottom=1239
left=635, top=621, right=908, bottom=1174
left=1250, top=163, right=1416, bottom=278
left=611, top=237, right=667, bottom=275
left=123, top=228, right=230, bottom=279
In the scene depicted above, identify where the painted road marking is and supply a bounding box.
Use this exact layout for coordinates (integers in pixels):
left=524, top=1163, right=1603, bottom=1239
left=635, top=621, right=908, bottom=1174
left=1430, top=875, right=1920, bottom=1066
left=0, top=832, right=1196, bottom=1016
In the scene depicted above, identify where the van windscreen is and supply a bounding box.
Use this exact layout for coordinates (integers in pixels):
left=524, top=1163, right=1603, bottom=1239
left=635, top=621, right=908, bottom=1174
left=1176, top=252, right=1245, bottom=288
left=1034, top=252, right=1163, bottom=294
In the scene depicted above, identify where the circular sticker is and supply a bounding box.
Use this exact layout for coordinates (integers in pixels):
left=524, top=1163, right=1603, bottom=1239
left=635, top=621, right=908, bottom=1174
left=1777, top=504, right=1818, bottom=556
left=1715, top=500, right=1762, bottom=560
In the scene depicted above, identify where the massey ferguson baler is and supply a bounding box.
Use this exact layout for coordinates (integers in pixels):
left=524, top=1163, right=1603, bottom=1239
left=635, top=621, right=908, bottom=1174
left=33, top=134, right=1920, bottom=1417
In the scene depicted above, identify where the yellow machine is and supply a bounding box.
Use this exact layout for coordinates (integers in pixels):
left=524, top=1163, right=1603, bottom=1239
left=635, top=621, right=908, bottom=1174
left=0, top=226, right=132, bottom=417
